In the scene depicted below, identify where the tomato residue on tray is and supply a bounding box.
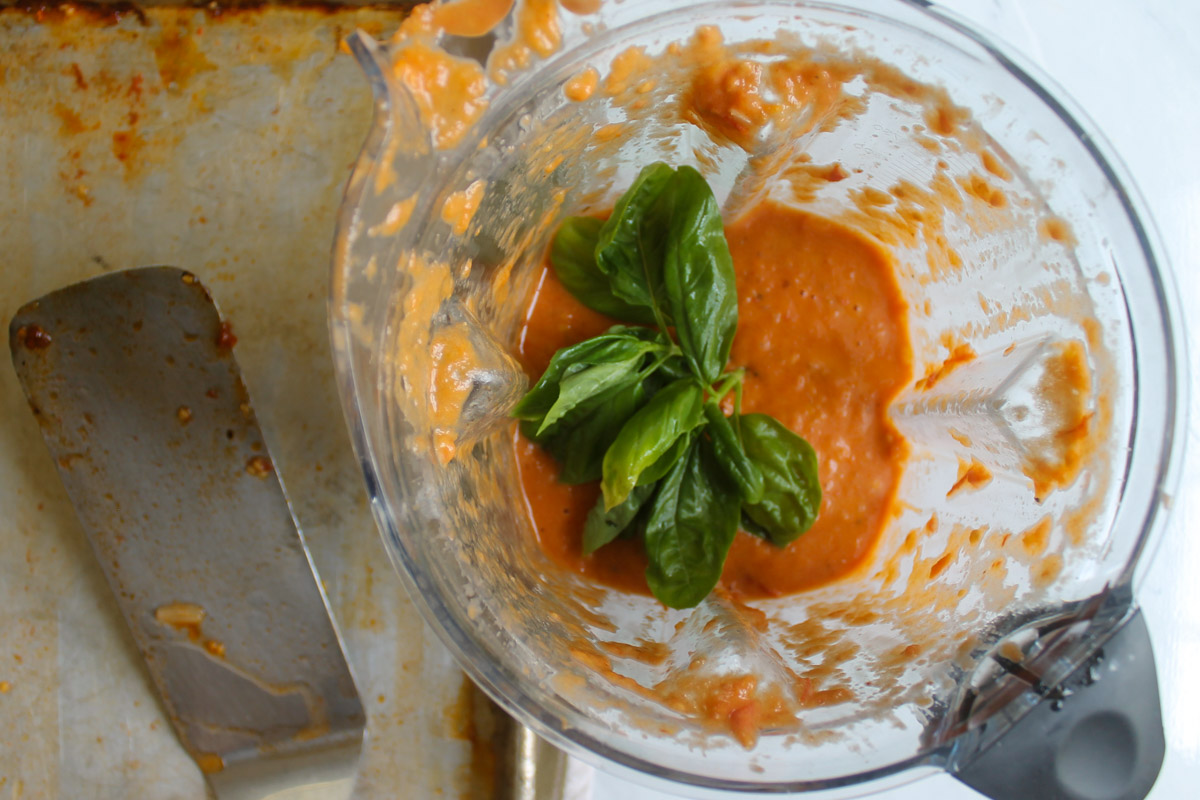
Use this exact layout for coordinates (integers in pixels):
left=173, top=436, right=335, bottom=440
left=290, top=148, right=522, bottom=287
left=513, top=203, right=912, bottom=599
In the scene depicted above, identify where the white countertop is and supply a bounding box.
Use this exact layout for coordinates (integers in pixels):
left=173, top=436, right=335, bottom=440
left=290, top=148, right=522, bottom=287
left=593, top=0, right=1200, bottom=797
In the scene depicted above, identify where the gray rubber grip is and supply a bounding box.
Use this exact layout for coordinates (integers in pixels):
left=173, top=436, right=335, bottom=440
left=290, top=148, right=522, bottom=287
left=955, top=610, right=1163, bottom=800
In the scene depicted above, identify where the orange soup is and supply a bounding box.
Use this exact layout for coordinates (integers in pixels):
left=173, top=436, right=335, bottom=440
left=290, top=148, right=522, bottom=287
left=513, top=202, right=912, bottom=599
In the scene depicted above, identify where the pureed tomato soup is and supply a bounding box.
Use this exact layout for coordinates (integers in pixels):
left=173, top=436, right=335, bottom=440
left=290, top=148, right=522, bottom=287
left=513, top=203, right=912, bottom=599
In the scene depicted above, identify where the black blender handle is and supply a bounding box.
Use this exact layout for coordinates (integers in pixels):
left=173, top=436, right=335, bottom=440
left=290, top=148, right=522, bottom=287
left=954, top=610, right=1164, bottom=800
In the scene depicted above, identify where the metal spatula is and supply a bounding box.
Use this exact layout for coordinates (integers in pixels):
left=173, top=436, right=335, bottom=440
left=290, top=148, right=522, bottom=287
left=8, top=266, right=365, bottom=800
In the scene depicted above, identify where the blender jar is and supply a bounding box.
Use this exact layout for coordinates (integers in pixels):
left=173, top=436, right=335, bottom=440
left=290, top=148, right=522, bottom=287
left=329, top=0, right=1185, bottom=796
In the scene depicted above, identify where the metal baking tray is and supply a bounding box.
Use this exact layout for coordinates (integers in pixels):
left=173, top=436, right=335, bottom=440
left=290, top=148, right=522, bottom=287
left=0, top=3, right=570, bottom=797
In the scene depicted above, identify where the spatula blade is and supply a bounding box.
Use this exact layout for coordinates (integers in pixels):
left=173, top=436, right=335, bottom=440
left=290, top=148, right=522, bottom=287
left=9, top=267, right=364, bottom=799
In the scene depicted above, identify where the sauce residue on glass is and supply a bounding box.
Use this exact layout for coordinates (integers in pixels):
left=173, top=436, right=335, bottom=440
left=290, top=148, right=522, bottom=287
left=947, top=458, right=993, bottom=498
left=1021, top=338, right=1093, bottom=500
left=513, top=203, right=913, bottom=599
left=441, top=178, right=486, bottom=236
left=389, top=37, right=488, bottom=151
left=429, top=323, right=480, bottom=465
left=915, top=342, right=976, bottom=391
left=564, top=66, right=599, bottom=102
left=432, top=0, right=516, bottom=38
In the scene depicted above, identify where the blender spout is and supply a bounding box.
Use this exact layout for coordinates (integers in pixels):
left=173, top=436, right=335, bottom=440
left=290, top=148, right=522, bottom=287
left=952, top=610, right=1164, bottom=800
left=345, top=31, right=432, bottom=161
left=331, top=31, right=436, bottom=350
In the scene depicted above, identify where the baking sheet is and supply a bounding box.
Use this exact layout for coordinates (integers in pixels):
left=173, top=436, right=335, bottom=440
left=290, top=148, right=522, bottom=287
left=0, top=4, right=511, bottom=797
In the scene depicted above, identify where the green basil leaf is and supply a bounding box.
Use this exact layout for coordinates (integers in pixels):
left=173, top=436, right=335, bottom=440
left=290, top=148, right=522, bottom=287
left=539, top=357, right=642, bottom=435
left=703, top=402, right=764, bottom=503
left=740, top=511, right=773, bottom=541
left=601, top=378, right=704, bottom=509
left=512, top=327, right=665, bottom=432
left=551, top=216, right=657, bottom=325
left=583, top=481, right=656, bottom=555
left=643, top=440, right=740, bottom=609
left=659, top=166, right=738, bottom=384
left=639, top=429, right=694, bottom=485
left=740, top=413, right=822, bottom=547
left=534, top=378, right=647, bottom=484
left=595, top=162, right=675, bottom=312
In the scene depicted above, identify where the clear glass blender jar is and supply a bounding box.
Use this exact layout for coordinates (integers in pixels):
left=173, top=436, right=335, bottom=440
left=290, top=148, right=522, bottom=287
left=329, top=1, right=1185, bottom=795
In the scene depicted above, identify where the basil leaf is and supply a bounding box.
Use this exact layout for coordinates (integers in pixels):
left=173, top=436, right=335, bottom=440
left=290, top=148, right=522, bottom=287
left=601, top=378, right=705, bottom=509
left=740, top=512, right=773, bottom=541
left=533, top=378, right=648, bottom=484
left=639, top=429, right=693, bottom=485
left=551, top=216, right=657, bottom=325
left=512, top=327, right=665, bottom=433
left=643, top=439, right=740, bottom=609
left=583, top=481, right=656, bottom=555
left=703, top=402, right=764, bottom=504
left=659, top=166, right=738, bottom=384
left=539, top=356, right=642, bottom=435
left=740, top=413, right=822, bottom=547
left=595, top=162, right=675, bottom=313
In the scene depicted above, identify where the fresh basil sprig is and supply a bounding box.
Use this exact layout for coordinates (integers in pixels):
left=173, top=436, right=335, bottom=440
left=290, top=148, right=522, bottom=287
left=514, top=162, right=822, bottom=608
